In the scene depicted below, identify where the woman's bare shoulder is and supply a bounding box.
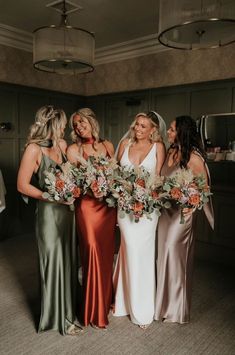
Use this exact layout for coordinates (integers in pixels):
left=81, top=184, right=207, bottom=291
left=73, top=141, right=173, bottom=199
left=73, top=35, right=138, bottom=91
left=189, top=151, right=204, bottom=165
left=188, top=151, right=206, bottom=174
left=155, top=141, right=165, bottom=150
left=119, top=138, right=129, bottom=148
left=24, top=143, right=41, bottom=155
left=67, top=143, right=78, bottom=152
left=103, top=139, right=114, bottom=149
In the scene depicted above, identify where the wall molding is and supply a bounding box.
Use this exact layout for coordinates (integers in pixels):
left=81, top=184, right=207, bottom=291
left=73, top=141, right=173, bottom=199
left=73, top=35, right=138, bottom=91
left=0, top=24, right=32, bottom=52
left=95, top=34, right=169, bottom=65
left=0, top=23, right=168, bottom=65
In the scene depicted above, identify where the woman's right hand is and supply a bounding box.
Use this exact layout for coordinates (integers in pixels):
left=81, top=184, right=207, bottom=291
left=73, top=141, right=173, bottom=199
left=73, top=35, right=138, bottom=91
left=93, top=191, right=104, bottom=199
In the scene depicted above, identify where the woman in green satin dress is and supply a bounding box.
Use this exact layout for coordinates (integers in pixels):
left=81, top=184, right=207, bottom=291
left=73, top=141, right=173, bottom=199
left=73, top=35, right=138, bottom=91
left=17, top=106, right=81, bottom=335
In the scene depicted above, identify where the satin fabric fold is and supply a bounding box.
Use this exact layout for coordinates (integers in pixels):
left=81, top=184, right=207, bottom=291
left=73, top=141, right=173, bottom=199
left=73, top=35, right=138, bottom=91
left=75, top=194, right=116, bottom=327
left=155, top=204, right=195, bottom=324
left=113, top=143, right=158, bottom=325
left=155, top=150, right=213, bottom=324
left=35, top=151, right=78, bottom=335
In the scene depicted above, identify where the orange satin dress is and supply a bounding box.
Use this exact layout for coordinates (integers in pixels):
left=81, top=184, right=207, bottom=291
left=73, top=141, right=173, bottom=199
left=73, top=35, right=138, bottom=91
left=75, top=145, right=116, bottom=327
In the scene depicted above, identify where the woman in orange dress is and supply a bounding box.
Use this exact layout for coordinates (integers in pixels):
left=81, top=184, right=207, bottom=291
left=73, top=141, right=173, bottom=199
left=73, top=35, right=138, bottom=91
left=67, top=108, right=116, bottom=329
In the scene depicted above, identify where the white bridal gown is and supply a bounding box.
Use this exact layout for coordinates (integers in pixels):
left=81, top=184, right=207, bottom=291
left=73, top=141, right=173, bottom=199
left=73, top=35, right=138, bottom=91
left=113, top=143, right=158, bottom=326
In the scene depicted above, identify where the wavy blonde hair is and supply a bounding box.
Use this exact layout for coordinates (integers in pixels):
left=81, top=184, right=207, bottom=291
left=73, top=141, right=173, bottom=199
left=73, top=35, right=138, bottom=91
left=26, top=106, right=67, bottom=146
left=69, top=108, right=100, bottom=149
left=129, top=112, right=162, bottom=143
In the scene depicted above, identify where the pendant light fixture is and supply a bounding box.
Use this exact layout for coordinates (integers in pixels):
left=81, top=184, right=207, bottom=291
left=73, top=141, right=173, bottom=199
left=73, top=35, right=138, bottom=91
left=158, top=0, right=235, bottom=50
left=33, top=0, right=95, bottom=74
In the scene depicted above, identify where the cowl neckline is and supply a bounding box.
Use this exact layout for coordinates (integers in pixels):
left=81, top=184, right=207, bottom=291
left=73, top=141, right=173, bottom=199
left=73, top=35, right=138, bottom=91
left=37, top=139, right=53, bottom=148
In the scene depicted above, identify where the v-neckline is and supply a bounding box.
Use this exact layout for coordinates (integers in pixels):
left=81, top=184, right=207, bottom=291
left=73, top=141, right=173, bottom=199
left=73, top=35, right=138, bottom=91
left=42, top=153, right=63, bottom=165
left=166, top=150, right=180, bottom=168
left=127, top=143, right=155, bottom=167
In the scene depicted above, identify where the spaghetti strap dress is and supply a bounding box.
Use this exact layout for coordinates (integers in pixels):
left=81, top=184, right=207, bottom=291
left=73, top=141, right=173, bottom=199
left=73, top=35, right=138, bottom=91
left=35, top=142, right=78, bottom=334
left=155, top=150, right=214, bottom=324
left=74, top=142, right=116, bottom=327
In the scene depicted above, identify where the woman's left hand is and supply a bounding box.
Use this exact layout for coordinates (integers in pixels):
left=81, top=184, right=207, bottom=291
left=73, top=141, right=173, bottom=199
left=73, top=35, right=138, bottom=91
left=182, top=207, right=196, bottom=217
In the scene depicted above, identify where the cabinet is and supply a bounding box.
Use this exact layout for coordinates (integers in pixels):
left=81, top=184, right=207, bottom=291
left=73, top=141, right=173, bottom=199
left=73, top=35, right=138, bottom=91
left=195, top=161, right=235, bottom=266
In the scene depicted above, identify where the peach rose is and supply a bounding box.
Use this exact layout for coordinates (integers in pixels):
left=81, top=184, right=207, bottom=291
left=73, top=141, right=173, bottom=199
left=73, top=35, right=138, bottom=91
left=170, top=187, right=182, bottom=200
left=152, top=191, right=159, bottom=199
left=133, top=201, right=144, bottom=212
left=136, top=179, right=145, bottom=188
left=188, top=194, right=200, bottom=206
left=55, top=179, right=65, bottom=191
left=72, top=187, right=81, bottom=198
left=91, top=180, right=99, bottom=192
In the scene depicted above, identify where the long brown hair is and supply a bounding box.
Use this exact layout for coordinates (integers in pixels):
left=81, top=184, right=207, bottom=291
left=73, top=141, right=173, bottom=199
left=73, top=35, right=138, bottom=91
left=174, top=115, right=205, bottom=168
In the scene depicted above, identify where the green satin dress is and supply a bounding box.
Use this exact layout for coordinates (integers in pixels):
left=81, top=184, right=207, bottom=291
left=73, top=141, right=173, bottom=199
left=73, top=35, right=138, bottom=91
left=35, top=143, right=78, bottom=335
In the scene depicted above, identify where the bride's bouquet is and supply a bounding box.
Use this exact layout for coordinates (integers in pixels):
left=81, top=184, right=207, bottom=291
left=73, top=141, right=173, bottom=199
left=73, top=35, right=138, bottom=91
left=73, top=155, right=119, bottom=199
left=42, top=161, right=81, bottom=203
left=163, top=168, right=212, bottom=224
left=106, top=165, right=169, bottom=222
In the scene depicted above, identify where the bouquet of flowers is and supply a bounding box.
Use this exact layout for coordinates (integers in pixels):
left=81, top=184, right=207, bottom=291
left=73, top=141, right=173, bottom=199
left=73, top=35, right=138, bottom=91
left=163, top=168, right=212, bottom=224
left=73, top=155, right=119, bottom=199
left=106, top=165, right=169, bottom=222
left=42, top=161, right=81, bottom=203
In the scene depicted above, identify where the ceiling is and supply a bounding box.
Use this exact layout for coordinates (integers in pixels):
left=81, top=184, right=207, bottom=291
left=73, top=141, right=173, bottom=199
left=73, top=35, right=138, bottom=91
left=0, top=0, right=160, bottom=49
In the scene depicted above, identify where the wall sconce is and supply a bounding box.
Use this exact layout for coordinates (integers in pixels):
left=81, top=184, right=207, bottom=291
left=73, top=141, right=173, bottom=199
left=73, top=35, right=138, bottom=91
left=0, top=122, right=12, bottom=131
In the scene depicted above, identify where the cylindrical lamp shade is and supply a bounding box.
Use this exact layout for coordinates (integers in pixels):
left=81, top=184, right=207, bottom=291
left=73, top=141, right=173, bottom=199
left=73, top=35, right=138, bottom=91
left=158, top=0, right=235, bottom=49
left=33, top=25, right=95, bottom=74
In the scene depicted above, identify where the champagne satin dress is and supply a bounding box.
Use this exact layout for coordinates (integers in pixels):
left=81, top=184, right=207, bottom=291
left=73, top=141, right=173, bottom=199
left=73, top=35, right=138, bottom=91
left=75, top=145, right=116, bottom=327
left=155, top=150, right=214, bottom=324
left=35, top=143, right=78, bottom=335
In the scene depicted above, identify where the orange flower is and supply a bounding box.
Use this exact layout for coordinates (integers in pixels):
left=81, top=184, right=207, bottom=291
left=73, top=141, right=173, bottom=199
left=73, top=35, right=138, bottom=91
left=91, top=180, right=99, bottom=192
left=170, top=187, right=182, bottom=200
left=152, top=191, right=159, bottom=199
left=133, top=201, right=144, bottom=212
left=72, top=187, right=81, bottom=198
left=188, top=194, right=200, bottom=206
left=136, top=178, right=145, bottom=188
left=55, top=179, right=65, bottom=191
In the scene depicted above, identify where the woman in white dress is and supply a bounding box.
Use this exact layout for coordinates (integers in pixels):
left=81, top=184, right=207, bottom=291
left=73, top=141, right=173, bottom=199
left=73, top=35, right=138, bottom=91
left=113, top=111, right=166, bottom=329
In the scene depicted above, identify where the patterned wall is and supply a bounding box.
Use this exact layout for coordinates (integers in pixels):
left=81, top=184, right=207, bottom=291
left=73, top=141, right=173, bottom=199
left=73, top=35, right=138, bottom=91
left=84, top=43, right=235, bottom=96
left=0, top=44, right=85, bottom=95
left=1, top=42, right=235, bottom=98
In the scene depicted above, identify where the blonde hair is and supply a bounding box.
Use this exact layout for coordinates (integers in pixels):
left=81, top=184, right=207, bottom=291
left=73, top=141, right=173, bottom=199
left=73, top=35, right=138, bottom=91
left=69, top=108, right=100, bottom=149
left=26, top=106, right=67, bottom=146
left=129, top=112, right=162, bottom=143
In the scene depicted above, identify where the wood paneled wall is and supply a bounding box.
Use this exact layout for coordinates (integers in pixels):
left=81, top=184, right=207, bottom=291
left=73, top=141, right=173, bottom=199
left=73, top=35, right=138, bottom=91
left=86, top=79, right=235, bottom=266
left=0, top=82, right=85, bottom=239
left=1, top=79, right=235, bottom=265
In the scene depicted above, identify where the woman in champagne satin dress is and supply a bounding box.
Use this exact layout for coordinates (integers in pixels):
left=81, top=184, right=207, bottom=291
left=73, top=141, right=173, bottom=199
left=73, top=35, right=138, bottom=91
left=113, top=111, right=166, bottom=329
left=155, top=116, right=214, bottom=324
left=17, top=106, right=81, bottom=335
left=67, top=108, right=116, bottom=329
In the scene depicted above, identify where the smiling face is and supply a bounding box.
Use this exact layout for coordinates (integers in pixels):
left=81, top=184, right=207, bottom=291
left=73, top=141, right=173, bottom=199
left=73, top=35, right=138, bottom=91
left=167, top=120, right=177, bottom=144
left=73, top=114, right=92, bottom=138
left=134, top=116, right=155, bottom=141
